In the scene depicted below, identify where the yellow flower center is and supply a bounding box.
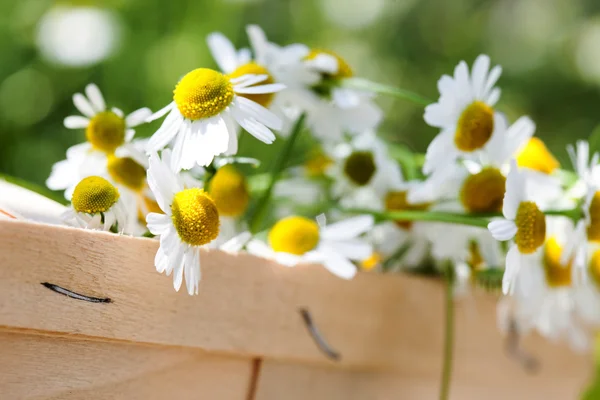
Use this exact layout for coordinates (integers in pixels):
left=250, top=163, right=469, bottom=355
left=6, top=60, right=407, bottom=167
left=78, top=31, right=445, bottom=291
left=516, top=138, right=559, bottom=174
left=454, top=101, right=495, bottom=152
left=86, top=111, right=126, bottom=154
left=343, top=151, right=376, bottom=186
left=589, top=250, right=600, bottom=289
left=306, top=49, right=353, bottom=80
left=588, top=191, right=600, bottom=242
left=72, top=176, right=120, bottom=214
left=106, top=156, right=146, bottom=192
left=304, top=150, right=333, bottom=177
left=542, top=236, right=572, bottom=287
left=268, top=216, right=320, bottom=255
left=208, top=165, right=250, bottom=218
left=170, top=188, right=220, bottom=246
left=384, top=191, right=430, bottom=230
left=459, top=167, right=506, bottom=213
left=514, top=201, right=546, bottom=254
left=228, top=62, right=275, bottom=108
left=173, top=68, right=234, bottom=121
left=361, top=252, right=382, bottom=271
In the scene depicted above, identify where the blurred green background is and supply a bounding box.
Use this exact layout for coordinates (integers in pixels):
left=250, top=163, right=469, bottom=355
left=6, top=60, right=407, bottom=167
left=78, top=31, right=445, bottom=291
left=1, top=0, right=599, bottom=189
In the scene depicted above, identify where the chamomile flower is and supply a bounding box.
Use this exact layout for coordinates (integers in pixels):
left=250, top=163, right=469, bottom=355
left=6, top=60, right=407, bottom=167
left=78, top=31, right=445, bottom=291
left=62, top=176, right=131, bottom=232
left=488, top=160, right=548, bottom=295
left=423, top=55, right=502, bottom=174
left=146, top=151, right=251, bottom=295
left=63, top=83, right=152, bottom=155
left=146, top=68, right=285, bottom=172
left=509, top=218, right=598, bottom=351
left=247, top=214, right=374, bottom=279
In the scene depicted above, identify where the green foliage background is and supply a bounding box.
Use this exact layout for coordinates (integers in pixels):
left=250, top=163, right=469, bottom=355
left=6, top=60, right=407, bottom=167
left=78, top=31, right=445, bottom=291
left=2, top=0, right=600, bottom=189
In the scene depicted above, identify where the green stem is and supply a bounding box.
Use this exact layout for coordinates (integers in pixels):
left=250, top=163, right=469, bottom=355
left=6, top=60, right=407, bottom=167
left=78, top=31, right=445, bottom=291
left=440, top=264, right=455, bottom=400
left=341, top=77, right=432, bottom=106
left=249, top=113, right=306, bottom=233
left=342, top=208, right=491, bottom=228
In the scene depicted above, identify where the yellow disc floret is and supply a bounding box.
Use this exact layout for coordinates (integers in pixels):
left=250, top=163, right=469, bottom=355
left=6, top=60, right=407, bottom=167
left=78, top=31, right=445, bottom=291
left=384, top=191, right=430, bottom=230
left=304, top=150, right=333, bottom=177
left=306, top=49, right=353, bottom=79
left=516, top=138, right=559, bottom=174
left=107, top=156, right=146, bottom=192
left=543, top=236, right=572, bottom=287
left=86, top=111, right=126, bottom=154
left=361, top=252, right=382, bottom=271
left=170, top=188, right=220, bottom=246
left=208, top=165, right=250, bottom=217
left=588, top=191, right=600, bottom=242
left=589, top=250, right=600, bottom=289
left=454, top=101, right=495, bottom=152
left=72, top=176, right=120, bottom=214
left=514, top=201, right=546, bottom=254
left=173, top=68, right=234, bottom=121
left=343, top=151, right=376, bottom=186
left=228, top=62, right=275, bottom=108
left=268, top=216, right=320, bottom=255
left=459, top=167, right=506, bottom=213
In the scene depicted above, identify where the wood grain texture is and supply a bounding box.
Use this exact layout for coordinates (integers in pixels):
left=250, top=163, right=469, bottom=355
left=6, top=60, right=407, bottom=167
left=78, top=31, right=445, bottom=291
left=0, top=219, right=593, bottom=397
left=0, top=330, right=252, bottom=400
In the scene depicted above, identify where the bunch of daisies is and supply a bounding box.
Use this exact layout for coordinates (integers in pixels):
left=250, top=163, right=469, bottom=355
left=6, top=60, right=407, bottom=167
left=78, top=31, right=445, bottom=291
left=40, top=25, right=600, bottom=352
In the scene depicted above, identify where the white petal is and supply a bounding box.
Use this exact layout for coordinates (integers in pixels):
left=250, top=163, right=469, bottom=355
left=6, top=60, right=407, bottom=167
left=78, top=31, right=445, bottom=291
left=246, top=25, right=268, bottom=63
left=503, top=245, right=521, bottom=295
left=321, top=215, right=374, bottom=240
left=471, top=54, right=490, bottom=99
left=231, top=110, right=276, bottom=144
left=172, top=244, right=186, bottom=292
left=223, top=113, right=239, bottom=156
left=206, top=32, right=239, bottom=73
left=170, top=126, right=188, bottom=172
left=155, top=246, right=170, bottom=274
left=126, top=107, right=153, bottom=127
left=202, top=115, right=230, bottom=156
left=184, top=248, right=200, bottom=295
left=305, top=54, right=338, bottom=74
left=64, top=116, right=90, bottom=129
left=146, top=102, right=175, bottom=123
left=147, top=110, right=182, bottom=151
left=73, top=93, right=96, bottom=118
left=232, top=74, right=269, bottom=87
left=112, top=107, right=124, bottom=118
left=488, top=219, right=517, bottom=241
left=321, top=239, right=372, bottom=261
left=483, top=65, right=502, bottom=101
left=85, top=83, right=106, bottom=112
left=312, top=249, right=357, bottom=280
left=502, top=160, right=524, bottom=220
left=232, top=96, right=282, bottom=129
left=220, top=231, right=252, bottom=253
left=146, top=213, right=172, bottom=235
left=235, top=83, right=286, bottom=94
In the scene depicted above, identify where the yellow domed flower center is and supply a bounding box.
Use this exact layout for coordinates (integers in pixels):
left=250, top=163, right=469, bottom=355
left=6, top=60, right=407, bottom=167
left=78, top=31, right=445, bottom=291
left=173, top=68, right=234, bottom=121
left=361, top=252, right=382, bottom=271
left=304, top=151, right=333, bottom=177
left=72, top=176, right=120, bottom=214
left=170, top=188, right=220, bottom=246
left=86, top=111, right=126, bottom=154
left=306, top=49, right=353, bottom=80
left=459, top=167, right=506, bottom=213
left=543, top=236, right=572, bottom=287
left=589, top=250, right=600, bottom=289
left=514, top=201, right=546, bottom=254
left=107, top=156, right=146, bottom=192
left=343, top=151, right=376, bottom=186
left=228, top=62, right=275, bottom=108
left=454, top=101, right=494, bottom=152
left=588, top=191, right=600, bottom=242
left=516, top=138, right=559, bottom=174
left=208, top=165, right=250, bottom=218
left=384, top=190, right=430, bottom=230
left=268, top=216, right=320, bottom=255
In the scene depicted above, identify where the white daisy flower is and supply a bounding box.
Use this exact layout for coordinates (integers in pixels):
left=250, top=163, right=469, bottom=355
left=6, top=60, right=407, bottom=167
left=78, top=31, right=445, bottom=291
left=423, top=54, right=503, bottom=174
left=62, top=176, right=131, bottom=233
left=561, top=140, right=600, bottom=271
left=145, top=151, right=249, bottom=295
left=145, top=68, right=285, bottom=172
left=509, top=218, right=599, bottom=351
left=247, top=214, right=374, bottom=279
left=488, top=160, right=548, bottom=295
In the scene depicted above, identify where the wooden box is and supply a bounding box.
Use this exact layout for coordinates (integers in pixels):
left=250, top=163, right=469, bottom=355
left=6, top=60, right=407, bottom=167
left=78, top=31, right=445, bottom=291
left=0, top=220, right=593, bottom=399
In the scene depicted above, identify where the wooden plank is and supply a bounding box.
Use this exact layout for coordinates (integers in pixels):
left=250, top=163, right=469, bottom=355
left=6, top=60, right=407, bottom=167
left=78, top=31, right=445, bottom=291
left=0, top=329, right=253, bottom=400
left=0, top=219, right=592, bottom=378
